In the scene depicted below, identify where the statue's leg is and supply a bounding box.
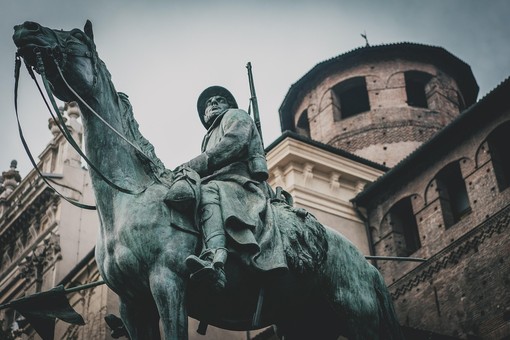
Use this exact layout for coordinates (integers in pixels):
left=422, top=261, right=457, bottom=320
left=201, top=195, right=227, bottom=269
left=185, top=182, right=227, bottom=289
left=150, top=265, right=188, bottom=340
left=119, top=299, right=161, bottom=340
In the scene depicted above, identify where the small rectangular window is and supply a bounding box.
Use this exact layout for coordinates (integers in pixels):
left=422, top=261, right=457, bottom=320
left=332, top=77, right=370, bottom=120
left=389, top=197, right=421, bottom=256
left=436, top=162, right=471, bottom=228
left=488, top=124, right=510, bottom=191
left=405, top=71, right=432, bottom=109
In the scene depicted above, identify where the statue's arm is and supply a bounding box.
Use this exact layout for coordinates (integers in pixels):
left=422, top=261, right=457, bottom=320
left=184, top=110, right=252, bottom=176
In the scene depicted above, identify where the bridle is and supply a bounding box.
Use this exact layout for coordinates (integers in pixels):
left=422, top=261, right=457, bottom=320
left=14, top=44, right=158, bottom=210
left=15, top=41, right=201, bottom=237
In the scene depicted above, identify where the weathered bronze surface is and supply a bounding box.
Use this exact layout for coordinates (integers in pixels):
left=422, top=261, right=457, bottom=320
left=13, top=21, right=403, bottom=340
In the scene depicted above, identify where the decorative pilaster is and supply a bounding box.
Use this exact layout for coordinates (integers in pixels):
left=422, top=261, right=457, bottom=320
left=329, top=172, right=341, bottom=190
left=272, top=167, right=286, bottom=188
left=303, top=163, right=315, bottom=185
left=355, top=181, right=366, bottom=194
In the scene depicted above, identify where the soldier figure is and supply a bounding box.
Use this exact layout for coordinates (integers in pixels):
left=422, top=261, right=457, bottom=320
left=180, top=86, right=269, bottom=289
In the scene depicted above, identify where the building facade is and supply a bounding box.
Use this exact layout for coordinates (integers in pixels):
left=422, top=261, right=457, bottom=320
left=0, top=103, right=119, bottom=339
left=264, top=43, right=509, bottom=339
left=1, top=42, right=508, bottom=340
left=353, top=78, right=510, bottom=339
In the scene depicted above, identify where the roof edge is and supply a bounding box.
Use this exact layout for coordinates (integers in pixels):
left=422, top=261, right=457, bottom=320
left=265, top=130, right=389, bottom=172
left=353, top=76, right=510, bottom=206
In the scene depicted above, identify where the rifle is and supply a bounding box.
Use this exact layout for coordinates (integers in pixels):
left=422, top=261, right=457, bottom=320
left=246, top=62, right=264, bottom=148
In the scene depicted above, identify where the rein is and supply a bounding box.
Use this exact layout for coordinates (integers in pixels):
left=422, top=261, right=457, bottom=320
left=15, top=48, right=158, bottom=210
left=14, top=54, right=96, bottom=210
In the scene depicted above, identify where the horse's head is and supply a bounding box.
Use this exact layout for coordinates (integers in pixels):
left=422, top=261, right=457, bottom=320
left=13, top=21, right=98, bottom=102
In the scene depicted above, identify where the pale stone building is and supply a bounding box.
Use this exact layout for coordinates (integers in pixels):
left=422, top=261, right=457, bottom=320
left=265, top=131, right=385, bottom=255
left=0, top=103, right=118, bottom=339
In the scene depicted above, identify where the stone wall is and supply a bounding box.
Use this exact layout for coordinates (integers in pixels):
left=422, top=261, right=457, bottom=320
left=359, top=91, right=510, bottom=337
left=390, top=205, right=510, bottom=338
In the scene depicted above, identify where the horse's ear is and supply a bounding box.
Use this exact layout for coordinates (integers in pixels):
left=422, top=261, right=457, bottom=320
left=84, top=20, right=94, bottom=41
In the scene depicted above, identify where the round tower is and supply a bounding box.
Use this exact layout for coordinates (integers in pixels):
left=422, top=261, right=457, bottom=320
left=279, top=43, right=479, bottom=167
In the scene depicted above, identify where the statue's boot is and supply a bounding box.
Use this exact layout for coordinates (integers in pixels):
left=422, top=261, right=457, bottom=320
left=185, top=203, right=227, bottom=290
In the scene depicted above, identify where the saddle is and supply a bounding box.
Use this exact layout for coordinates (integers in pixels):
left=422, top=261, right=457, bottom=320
left=163, top=167, right=201, bottom=235
left=164, top=167, right=201, bottom=211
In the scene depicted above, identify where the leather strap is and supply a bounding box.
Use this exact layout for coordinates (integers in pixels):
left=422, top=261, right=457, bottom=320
left=14, top=54, right=96, bottom=210
left=32, top=52, right=153, bottom=196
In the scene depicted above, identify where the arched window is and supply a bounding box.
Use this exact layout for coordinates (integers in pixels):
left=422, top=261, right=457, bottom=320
left=387, top=197, right=421, bottom=256
left=487, top=122, right=510, bottom=191
left=405, top=71, right=432, bottom=108
left=436, top=161, right=471, bottom=228
left=332, top=77, right=370, bottom=120
left=296, top=109, right=310, bottom=138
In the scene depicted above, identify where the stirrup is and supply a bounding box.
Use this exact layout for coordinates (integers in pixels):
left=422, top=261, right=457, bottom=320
left=185, top=254, right=211, bottom=274
left=185, top=248, right=213, bottom=272
left=189, top=265, right=227, bottom=291
left=185, top=248, right=228, bottom=291
left=185, top=248, right=227, bottom=273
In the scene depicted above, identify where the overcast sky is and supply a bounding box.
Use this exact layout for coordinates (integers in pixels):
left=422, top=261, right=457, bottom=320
left=1, top=0, right=509, bottom=177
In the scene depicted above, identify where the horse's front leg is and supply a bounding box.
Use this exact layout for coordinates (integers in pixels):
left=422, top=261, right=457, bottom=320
left=119, top=298, right=161, bottom=340
left=150, top=264, right=188, bottom=340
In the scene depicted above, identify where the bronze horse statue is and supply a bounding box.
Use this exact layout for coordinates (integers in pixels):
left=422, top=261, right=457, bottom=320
left=13, top=21, right=403, bottom=340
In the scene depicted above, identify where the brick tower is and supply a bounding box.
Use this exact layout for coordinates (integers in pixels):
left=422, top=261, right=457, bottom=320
left=279, top=43, right=479, bottom=167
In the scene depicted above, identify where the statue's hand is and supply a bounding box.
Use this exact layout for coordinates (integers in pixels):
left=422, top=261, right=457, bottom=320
left=173, top=164, right=186, bottom=173
left=177, top=153, right=208, bottom=177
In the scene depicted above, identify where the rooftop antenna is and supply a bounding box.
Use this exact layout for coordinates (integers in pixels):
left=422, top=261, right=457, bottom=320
left=361, top=30, right=370, bottom=47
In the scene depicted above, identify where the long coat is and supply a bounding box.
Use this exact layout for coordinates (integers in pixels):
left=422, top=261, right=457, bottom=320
left=185, top=109, right=287, bottom=271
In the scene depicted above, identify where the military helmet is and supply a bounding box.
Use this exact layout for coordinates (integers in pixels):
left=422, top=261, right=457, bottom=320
left=197, top=86, right=238, bottom=128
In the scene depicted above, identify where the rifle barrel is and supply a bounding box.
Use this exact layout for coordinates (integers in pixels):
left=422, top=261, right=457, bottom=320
left=246, top=62, right=264, bottom=146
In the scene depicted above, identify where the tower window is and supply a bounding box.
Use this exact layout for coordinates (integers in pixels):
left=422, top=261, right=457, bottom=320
left=436, top=162, right=471, bottom=228
left=405, top=71, right=432, bottom=108
left=296, top=109, right=310, bottom=138
left=332, top=77, right=370, bottom=120
left=487, top=122, right=510, bottom=191
left=388, top=197, right=421, bottom=256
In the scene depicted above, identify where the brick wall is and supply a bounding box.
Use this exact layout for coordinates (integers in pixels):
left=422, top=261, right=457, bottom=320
left=361, top=101, right=510, bottom=337
left=389, top=205, right=510, bottom=338
left=291, top=59, right=463, bottom=166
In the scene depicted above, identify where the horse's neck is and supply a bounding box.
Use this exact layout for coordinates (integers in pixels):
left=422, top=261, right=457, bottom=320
left=80, top=78, right=151, bottom=198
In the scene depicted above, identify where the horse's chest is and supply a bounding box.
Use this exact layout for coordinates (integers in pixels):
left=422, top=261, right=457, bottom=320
left=97, top=188, right=173, bottom=290
left=99, top=223, right=149, bottom=286
left=101, top=240, right=142, bottom=282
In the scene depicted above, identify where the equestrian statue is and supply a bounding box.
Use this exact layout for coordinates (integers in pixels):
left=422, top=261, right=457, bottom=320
left=12, top=20, right=404, bottom=340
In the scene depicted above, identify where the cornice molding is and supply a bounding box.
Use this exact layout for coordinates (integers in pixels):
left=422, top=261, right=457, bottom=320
left=267, top=137, right=384, bottom=182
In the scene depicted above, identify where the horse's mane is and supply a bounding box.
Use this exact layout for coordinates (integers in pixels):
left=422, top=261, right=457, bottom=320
left=117, top=92, right=167, bottom=179
left=276, top=203, right=328, bottom=274
left=73, top=33, right=169, bottom=181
